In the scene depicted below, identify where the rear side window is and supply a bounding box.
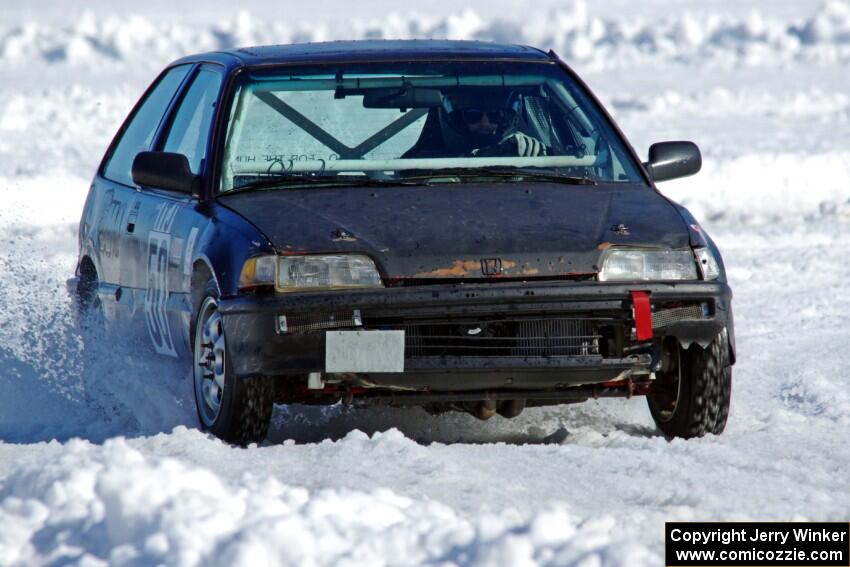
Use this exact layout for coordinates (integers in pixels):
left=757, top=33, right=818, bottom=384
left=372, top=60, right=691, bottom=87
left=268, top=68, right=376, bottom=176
left=102, top=65, right=191, bottom=187
left=162, top=68, right=223, bottom=175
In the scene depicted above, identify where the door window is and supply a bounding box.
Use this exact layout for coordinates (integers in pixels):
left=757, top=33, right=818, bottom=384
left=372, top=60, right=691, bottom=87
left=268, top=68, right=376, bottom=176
left=102, top=65, right=191, bottom=187
left=162, top=68, right=223, bottom=175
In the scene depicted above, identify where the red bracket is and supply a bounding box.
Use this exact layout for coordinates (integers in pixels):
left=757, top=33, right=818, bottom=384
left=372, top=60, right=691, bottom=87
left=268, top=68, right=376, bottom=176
left=630, top=290, right=653, bottom=341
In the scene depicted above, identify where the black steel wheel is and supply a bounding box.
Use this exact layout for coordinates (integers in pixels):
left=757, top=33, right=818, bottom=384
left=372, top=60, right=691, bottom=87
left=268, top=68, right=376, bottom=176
left=647, top=331, right=732, bottom=439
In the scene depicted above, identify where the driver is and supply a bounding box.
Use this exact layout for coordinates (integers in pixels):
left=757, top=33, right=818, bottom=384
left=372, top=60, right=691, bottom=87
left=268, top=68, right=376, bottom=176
left=403, top=90, right=546, bottom=159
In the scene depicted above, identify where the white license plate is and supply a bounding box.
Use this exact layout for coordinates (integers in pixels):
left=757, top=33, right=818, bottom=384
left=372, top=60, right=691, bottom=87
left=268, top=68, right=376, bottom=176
left=325, top=330, right=405, bottom=373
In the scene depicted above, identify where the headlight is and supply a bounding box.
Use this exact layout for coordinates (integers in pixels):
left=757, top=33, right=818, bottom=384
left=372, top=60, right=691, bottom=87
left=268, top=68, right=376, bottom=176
left=239, top=254, right=384, bottom=291
left=277, top=254, right=382, bottom=291
left=598, top=249, right=698, bottom=282
left=238, top=255, right=277, bottom=290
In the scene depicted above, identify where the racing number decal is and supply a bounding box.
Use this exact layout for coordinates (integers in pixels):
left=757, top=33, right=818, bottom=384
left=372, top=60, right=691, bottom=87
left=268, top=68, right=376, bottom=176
left=145, top=203, right=180, bottom=357
left=98, top=189, right=124, bottom=261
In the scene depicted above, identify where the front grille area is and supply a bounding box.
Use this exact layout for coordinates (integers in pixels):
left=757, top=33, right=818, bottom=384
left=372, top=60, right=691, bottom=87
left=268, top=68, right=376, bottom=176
left=394, top=317, right=601, bottom=358
left=279, top=310, right=362, bottom=334
left=652, top=303, right=708, bottom=329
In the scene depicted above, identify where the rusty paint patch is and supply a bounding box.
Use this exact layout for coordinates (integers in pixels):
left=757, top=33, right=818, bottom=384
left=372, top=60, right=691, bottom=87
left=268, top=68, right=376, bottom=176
left=521, top=267, right=540, bottom=275
left=416, top=258, right=520, bottom=277
left=416, top=259, right=480, bottom=277
left=279, top=245, right=308, bottom=256
left=597, top=242, right=612, bottom=250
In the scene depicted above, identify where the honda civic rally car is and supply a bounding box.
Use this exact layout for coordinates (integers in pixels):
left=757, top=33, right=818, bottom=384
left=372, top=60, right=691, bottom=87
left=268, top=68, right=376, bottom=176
left=73, top=40, right=735, bottom=444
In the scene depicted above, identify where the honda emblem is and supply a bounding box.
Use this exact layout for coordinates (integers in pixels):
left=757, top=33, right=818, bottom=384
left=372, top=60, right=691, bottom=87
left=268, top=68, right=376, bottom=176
left=480, top=258, right=503, bottom=276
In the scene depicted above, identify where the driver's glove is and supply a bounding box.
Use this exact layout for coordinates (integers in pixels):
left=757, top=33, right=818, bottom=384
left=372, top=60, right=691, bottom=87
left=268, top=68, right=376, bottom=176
left=506, top=132, right=547, bottom=157
left=472, top=133, right=548, bottom=157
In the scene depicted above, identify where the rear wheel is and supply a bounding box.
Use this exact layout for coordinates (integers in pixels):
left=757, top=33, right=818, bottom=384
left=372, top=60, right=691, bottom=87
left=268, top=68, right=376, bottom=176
left=647, top=331, right=732, bottom=439
left=192, top=279, right=272, bottom=445
left=76, top=259, right=101, bottom=316
left=75, top=259, right=106, bottom=338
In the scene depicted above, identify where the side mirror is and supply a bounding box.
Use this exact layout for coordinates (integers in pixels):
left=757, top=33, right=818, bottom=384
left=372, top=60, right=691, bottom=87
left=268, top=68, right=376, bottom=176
left=132, top=151, right=200, bottom=195
left=644, top=141, right=701, bottom=183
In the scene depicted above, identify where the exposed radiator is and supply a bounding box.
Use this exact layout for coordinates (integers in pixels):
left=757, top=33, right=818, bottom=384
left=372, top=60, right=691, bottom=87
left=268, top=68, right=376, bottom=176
left=401, top=317, right=601, bottom=358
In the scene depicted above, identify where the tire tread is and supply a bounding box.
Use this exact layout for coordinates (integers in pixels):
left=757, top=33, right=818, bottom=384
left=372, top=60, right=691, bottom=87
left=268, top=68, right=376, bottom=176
left=193, top=277, right=273, bottom=446
left=649, top=332, right=732, bottom=439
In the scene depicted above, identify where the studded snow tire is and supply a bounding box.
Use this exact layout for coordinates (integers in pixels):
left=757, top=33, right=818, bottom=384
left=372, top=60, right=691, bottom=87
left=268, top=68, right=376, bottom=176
left=647, top=331, right=732, bottom=439
left=192, top=277, right=273, bottom=446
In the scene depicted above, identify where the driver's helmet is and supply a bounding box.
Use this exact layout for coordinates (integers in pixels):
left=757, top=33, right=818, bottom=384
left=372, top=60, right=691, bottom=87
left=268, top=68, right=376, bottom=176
left=438, top=89, right=521, bottom=155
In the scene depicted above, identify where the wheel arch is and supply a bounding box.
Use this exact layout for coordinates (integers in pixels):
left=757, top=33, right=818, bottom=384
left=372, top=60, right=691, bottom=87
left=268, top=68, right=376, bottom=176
left=190, top=256, right=219, bottom=315
left=78, top=254, right=98, bottom=280
left=189, top=258, right=220, bottom=339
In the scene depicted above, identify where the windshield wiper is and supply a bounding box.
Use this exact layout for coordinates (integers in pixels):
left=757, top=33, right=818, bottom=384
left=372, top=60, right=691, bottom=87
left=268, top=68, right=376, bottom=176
left=220, top=174, right=425, bottom=195
left=402, top=167, right=597, bottom=186
left=500, top=168, right=597, bottom=185
left=220, top=166, right=596, bottom=196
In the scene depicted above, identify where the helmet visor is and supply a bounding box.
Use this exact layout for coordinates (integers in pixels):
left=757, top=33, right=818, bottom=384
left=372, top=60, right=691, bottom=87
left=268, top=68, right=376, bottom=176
left=456, top=108, right=517, bottom=128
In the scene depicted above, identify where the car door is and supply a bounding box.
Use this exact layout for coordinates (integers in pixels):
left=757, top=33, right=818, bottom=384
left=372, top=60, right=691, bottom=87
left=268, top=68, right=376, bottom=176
left=128, top=64, right=225, bottom=358
left=93, top=64, right=192, bottom=323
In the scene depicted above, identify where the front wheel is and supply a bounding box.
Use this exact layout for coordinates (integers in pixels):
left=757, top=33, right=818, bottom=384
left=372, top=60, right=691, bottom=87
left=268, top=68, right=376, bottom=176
left=192, top=281, right=272, bottom=445
left=647, top=332, right=732, bottom=439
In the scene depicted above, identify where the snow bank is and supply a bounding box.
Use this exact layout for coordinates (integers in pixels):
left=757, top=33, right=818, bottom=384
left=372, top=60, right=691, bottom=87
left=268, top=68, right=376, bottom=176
left=0, top=85, right=132, bottom=179
left=605, top=86, right=850, bottom=224
left=3, top=2, right=850, bottom=72
left=611, top=87, right=850, bottom=121
left=0, top=430, right=655, bottom=566
left=659, top=152, right=850, bottom=224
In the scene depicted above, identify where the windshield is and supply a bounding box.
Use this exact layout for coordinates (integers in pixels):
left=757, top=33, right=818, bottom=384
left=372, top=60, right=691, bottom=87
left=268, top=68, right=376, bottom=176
left=219, top=61, right=644, bottom=192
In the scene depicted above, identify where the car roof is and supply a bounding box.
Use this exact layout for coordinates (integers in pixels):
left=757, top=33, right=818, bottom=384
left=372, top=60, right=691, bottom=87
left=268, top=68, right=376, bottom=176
left=171, top=39, right=552, bottom=68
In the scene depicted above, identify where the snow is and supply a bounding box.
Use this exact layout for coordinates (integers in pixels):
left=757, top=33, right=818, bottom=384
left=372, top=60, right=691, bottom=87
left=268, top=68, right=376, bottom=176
left=2, top=1, right=850, bottom=565
left=6, top=0, right=850, bottom=79
left=0, top=432, right=660, bottom=566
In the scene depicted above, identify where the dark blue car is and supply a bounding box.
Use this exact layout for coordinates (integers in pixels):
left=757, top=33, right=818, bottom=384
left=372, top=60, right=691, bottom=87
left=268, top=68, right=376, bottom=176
left=73, top=40, right=735, bottom=444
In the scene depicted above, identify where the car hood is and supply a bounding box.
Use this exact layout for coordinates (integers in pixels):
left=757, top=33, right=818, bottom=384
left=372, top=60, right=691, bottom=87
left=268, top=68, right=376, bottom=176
left=219, top=183, right=690, bottom=280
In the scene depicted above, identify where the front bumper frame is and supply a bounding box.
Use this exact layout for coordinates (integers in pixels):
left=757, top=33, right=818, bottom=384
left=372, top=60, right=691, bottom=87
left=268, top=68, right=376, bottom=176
left=218, top=280, right=734, bottom=388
